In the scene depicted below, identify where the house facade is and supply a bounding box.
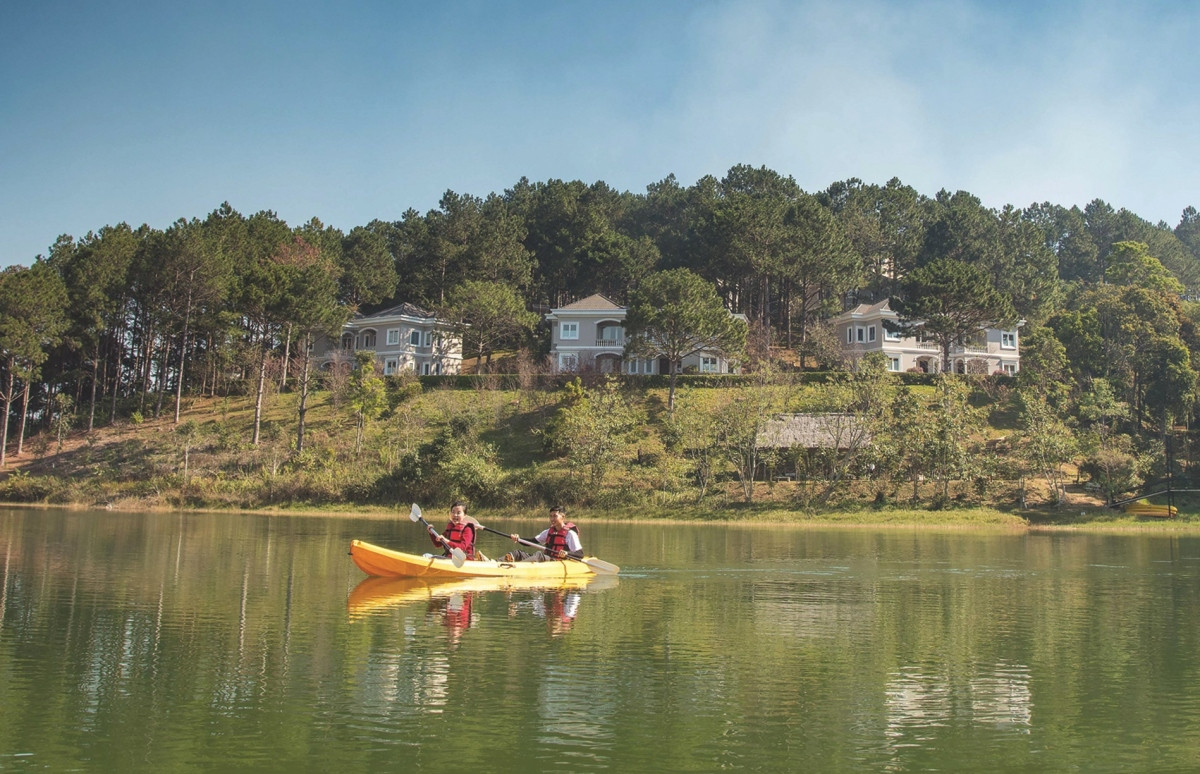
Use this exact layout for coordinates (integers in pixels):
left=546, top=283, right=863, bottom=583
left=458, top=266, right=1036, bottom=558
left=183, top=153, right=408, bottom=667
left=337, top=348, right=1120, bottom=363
left=314, top=302, right=463, bottom=375
left=832, top=300, right=1020, bottom=375
left=545, top=294, right=742, bottom=375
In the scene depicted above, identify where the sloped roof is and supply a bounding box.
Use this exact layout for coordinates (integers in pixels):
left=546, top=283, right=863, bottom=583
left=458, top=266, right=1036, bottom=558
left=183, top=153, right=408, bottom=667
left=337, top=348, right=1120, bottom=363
left=839, top=300, right=893, bottom=317
left=355, top=302, right=434, bottom=321
left=556, top=294, right=623, bottom=311
left=757, top=413, right=870, bottom=449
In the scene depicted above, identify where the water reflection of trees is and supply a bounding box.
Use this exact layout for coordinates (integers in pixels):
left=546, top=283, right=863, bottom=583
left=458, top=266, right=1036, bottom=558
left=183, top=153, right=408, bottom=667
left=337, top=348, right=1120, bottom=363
left=5, top=511, right=1200, bottom=771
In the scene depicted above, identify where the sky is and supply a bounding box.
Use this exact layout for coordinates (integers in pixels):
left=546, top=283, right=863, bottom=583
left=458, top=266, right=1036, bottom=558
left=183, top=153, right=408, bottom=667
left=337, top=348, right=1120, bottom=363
left=2, top=0, right=1197, bottom=266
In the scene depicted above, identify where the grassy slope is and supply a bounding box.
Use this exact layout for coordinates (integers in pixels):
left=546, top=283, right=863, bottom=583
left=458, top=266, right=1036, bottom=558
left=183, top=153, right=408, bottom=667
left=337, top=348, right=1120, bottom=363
left=1, top=382, right=1196, bottom=531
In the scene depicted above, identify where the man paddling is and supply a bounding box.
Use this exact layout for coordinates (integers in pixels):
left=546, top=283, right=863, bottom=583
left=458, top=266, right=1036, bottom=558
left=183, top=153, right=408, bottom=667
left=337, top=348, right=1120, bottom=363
left=505, top=505, right=582, bottom=562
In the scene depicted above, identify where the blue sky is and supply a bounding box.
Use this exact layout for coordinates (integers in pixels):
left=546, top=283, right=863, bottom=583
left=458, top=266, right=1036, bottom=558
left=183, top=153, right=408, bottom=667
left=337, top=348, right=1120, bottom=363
left=2, top=0, right=1196, bottom=266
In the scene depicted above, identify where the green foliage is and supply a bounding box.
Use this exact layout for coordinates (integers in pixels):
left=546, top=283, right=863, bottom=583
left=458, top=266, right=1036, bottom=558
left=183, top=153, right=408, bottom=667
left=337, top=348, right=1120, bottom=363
left=548, top=377, right=640, bottom=487
left=346, top=350, right=386, bottom=453
left=384, top=372, right=424, bottom=411
left=925, top=375, right=986, bottom=499
left=1079, top=433, right=1153, bottom=504
left=712, top=376, right=787, bottom=503
left=443, top=279, right=539, bottom=366
left=0, top=471, right=59, bottom=502
left=892, top=258, right=1015, bottom=373
left=1017, top=389, right=1076, bottom=504
left=624, top=268, right=748, bottom=409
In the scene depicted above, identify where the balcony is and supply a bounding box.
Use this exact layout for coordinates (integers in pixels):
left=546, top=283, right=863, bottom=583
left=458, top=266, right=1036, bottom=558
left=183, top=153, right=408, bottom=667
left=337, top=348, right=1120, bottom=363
left=913, top=340, right=989, bottom=355
left=595, top=337, right=624, bottom=347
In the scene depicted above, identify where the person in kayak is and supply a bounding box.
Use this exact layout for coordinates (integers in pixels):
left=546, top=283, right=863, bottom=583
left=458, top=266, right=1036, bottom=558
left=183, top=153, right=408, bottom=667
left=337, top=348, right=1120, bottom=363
left=430, top=501, right=476, bottom=560
left=505, top=505, right=582, bottom=562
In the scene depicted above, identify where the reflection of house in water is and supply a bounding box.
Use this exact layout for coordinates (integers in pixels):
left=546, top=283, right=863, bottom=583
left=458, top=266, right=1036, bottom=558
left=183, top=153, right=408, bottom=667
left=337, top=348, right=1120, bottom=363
left=884, top=663, right=1033, bottom=739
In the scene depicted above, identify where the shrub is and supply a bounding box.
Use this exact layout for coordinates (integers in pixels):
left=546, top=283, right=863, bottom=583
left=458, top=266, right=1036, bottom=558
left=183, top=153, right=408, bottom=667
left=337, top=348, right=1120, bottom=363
left=0, top=472, right=57, bottom=502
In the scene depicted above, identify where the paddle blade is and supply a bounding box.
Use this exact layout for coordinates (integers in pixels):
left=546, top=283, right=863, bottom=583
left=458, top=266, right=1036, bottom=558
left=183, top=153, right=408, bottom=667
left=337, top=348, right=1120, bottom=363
left=449, top=547, right=467, bottom=568
left=583, top=557, right=620, bottom=575
left=408, top=503, right=421, bottom=522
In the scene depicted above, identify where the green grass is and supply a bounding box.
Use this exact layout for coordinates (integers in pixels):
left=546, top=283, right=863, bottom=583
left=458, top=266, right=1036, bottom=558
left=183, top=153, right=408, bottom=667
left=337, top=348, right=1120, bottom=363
left=3, top=381, right=1197, bottom=532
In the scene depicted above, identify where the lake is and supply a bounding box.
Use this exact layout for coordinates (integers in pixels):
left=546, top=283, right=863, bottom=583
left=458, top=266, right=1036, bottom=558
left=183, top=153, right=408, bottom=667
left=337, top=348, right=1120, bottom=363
left=2, top=508, right=1199, bottom=772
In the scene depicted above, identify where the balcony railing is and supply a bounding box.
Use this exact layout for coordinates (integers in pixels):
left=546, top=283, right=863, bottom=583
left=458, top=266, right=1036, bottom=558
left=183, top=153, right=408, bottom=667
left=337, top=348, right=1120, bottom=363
left=913, top=340, right=990, bottom=354
left=595, top=337, right=624, bottom=347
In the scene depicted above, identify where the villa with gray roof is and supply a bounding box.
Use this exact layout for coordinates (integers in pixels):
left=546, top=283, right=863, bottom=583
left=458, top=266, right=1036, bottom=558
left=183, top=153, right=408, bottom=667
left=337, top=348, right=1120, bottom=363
left=314, top=302, right=462, bottom=375
left=831, top=300, right=1020, bottom=375
left=546, top=294, right=742, bottom=375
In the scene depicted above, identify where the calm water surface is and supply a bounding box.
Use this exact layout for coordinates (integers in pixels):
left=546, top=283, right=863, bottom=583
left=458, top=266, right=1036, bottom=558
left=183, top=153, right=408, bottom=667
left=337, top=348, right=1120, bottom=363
left=2, top=508, right=1199, bottom=772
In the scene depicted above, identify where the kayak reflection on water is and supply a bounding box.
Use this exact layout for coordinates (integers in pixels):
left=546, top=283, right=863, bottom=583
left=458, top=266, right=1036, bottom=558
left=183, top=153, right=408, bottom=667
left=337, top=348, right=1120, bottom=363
left=347, top=574, right=617, bottom=641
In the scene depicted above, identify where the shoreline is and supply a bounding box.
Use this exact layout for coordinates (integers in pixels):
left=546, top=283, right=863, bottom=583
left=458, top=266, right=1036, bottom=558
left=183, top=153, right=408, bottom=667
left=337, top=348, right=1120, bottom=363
left=4, top=500, right=1198, bottom=534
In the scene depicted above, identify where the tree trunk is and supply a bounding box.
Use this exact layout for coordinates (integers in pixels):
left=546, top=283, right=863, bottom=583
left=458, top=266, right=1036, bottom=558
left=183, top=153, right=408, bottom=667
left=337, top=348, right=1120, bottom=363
left=88, top=345, right=99, bottom=432
left=174, top=296, right=193, bottom=424
left=252, top=327, right=269, bottom=446
left=110, top=314, right=127, bottom=423
left=16, top=380, right=30, bottom=456
left=296, top=332, right=311, bottom=454
left=0, top=367, right=14, bottom=467
left=282, top=323, right=293, bottom=390
left=667, top=359, right=679, bottom=412
left=154, top=338, right=169, bottom=418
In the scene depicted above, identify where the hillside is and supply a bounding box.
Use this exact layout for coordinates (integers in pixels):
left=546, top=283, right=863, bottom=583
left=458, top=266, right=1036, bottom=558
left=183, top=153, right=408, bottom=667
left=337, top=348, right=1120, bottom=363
left=3, top=374, right=1190, bottom=530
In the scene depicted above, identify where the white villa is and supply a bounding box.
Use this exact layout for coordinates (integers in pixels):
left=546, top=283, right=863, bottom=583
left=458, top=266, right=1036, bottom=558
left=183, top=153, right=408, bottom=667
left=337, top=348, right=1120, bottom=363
left=314, top=302, right=462, bottom=375
left=832, top=300, right=1021, bottom=375
left=546, top=294, right=742, bottom=375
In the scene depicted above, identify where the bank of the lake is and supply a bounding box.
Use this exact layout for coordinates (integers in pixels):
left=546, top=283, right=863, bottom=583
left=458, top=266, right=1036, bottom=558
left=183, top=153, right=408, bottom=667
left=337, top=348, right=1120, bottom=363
left=1, top=384, right=1193, bottom=532
left=7, top=498, right=1200, bottom=535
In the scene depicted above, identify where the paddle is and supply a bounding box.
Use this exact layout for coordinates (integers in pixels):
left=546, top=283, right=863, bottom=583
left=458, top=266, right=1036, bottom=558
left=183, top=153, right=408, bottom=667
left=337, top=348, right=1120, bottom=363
left=474, top=523, right=619, bottom=575
left=409, top=503, right=466, bottom=568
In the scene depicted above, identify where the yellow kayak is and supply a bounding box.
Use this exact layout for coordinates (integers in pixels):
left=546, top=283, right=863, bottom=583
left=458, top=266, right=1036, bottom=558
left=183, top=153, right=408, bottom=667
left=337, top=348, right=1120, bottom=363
left=347, top=573, right=615, bottom=619
left=349, top=539, right=612, bottom=579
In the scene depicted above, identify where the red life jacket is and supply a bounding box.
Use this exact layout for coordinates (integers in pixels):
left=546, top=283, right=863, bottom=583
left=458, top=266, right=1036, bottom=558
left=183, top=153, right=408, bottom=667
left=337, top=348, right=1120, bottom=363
left=442, top=521, right=475, bottom=559
left=544, top=522, right=578, bottom=555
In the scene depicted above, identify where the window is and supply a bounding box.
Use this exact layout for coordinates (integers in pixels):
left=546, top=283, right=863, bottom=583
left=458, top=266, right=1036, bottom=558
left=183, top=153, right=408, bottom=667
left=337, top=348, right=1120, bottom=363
left=423, top=331, right=432, bottom=347
left=884, top=325, right=901, bottom=341
left=847, top=327, right=854, bottom=344
left=386, top=329, right=400, bottom=346
left=384, top=358, right=398, bottom=375
left=559, top=353, right=578, bottom=372
left=359, top=331, right=376, bottom=349
left=700, top=356, right=718, bottom=373
left=868, top=326, right=876, bottom=343
left=1001, top=331, right=1017, bottom=349
left=560, top=322, right=579, bottom=340
left=409, top=330, right=421, bottom=346
left=1002, top=362, right=1017, bottom=375
left=888, top=357, right=901, bottom=372
left=422, top=362, right=431, bottom=375
left=856, top=326, right=865, bottom=343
